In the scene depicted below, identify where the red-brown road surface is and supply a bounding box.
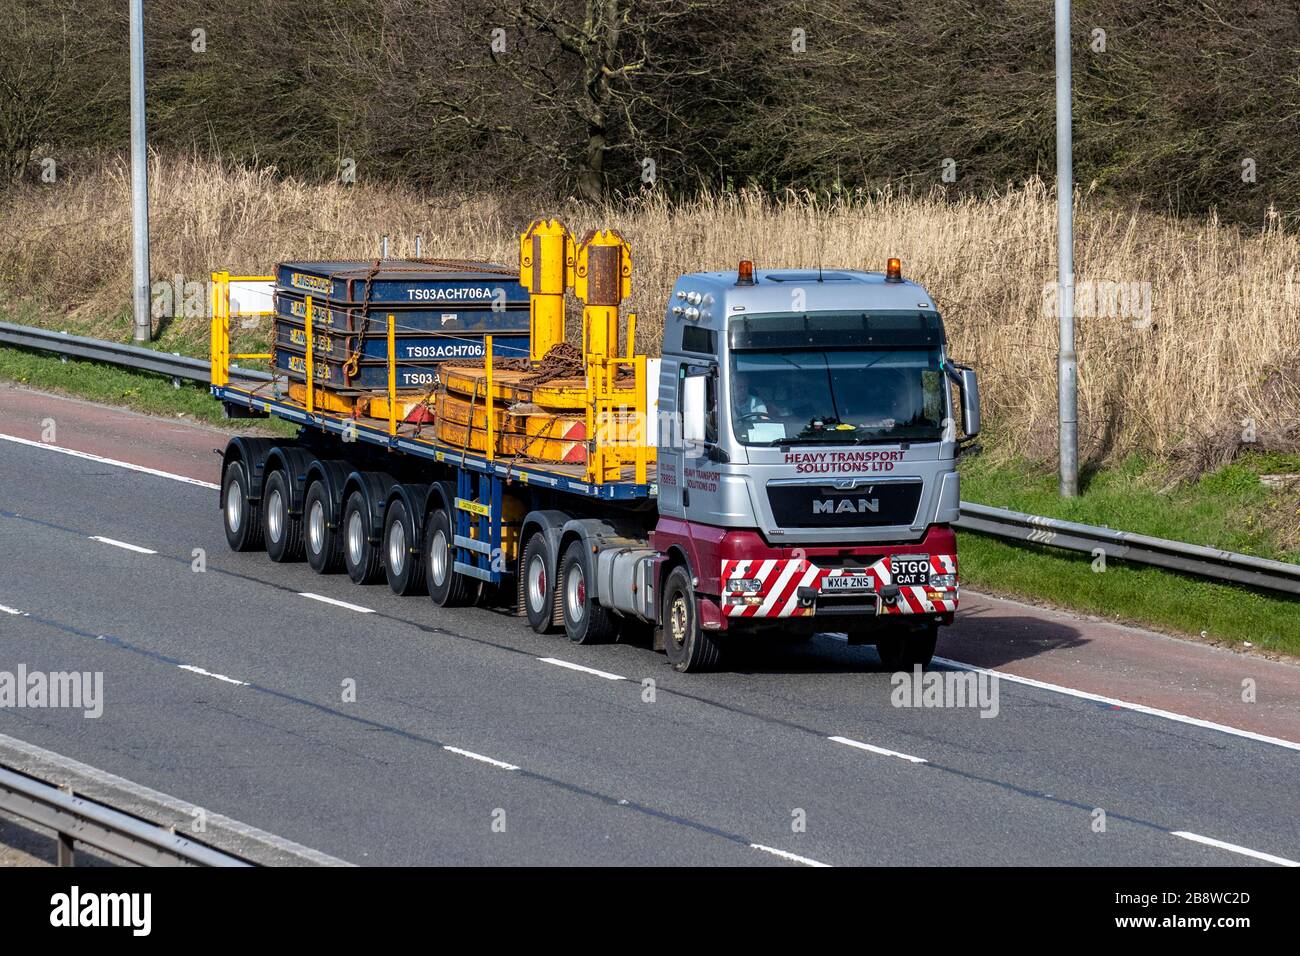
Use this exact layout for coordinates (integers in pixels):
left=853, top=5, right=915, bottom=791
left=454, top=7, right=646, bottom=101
left=3, top=382, right=1297, bottom=747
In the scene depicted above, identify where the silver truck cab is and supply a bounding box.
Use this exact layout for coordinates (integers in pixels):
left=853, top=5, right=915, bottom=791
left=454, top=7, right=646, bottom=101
left=655, top=262, right=979, bottom=546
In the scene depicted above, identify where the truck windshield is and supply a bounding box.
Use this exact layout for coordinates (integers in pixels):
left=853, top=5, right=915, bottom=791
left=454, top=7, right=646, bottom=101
left=730, top=348, right=946, bottom=445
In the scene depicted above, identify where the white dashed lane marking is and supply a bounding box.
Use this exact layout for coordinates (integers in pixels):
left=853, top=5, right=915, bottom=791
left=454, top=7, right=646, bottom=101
left=538, top=657, right=626, bottom=681
left=443, top=746, right=520, bottom=771
left=89, top=535, right=157, bottom=555
left=177, top=664, right=250, bottom=687
left=829, top=735, right=928, bottom=765
left=749, top=843, right=832, bottom=867
left=299, top=592, right=375, bottom=614
left=1172, top=831, right=1299, bottom=867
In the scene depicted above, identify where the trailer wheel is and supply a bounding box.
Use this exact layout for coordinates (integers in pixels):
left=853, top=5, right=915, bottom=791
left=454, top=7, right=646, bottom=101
left=263, top=469, right=303, bottom=563
left=520, top=534, right=557, bottom=633
left=304, top=480, right=344, bottom=574
left=560, top=540, right=619, bottom=645
left=662, top=566, right=721, bottom=673
left=342, top=491, right=382, bottom=584
left=874, top=621, right=939, bottom=671
left=425, top=508, right=474, bottom=607
left=221, top=461, right=263, bottom=552
left=383, top=498, right=426, bottom=596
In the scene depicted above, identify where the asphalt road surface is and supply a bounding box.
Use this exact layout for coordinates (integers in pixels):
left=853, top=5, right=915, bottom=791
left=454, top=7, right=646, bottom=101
left=0, top=385, right=1297, bottom=866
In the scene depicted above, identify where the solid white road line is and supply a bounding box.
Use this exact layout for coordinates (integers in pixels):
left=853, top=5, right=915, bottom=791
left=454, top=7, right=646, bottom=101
left=538, top=657, right=626, bottom=681
left=0, top=432, right=218, bottom=490
left=443, top=746, right=519, bottom=771
left=749, top=843, right=832, bottom=867
left=829, top=735, right=928, bottom=765
left=177, top=663, right=250, bottom=687
left=299, top=592, right=375, bottom=614
left=933, top=656, right=1300, bottom=753
left=1172, top=831, right=1300, bottom=867
left=0, top=604, right=28, bottom=616
left=89, top=535, right=157, bottom=555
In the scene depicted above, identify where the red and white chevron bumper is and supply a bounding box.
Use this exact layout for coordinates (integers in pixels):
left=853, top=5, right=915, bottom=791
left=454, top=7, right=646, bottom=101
left=721, top=553, right=958, bottom=618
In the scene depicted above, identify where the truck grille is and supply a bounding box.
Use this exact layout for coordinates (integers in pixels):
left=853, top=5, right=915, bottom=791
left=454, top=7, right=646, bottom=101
left=766, top=480, right=923, bottom=528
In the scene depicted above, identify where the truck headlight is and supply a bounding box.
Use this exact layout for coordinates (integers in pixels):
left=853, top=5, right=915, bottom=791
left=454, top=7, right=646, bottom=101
left=726, top=578, right=764, bottom=593
left=930, top=573, right=957, bottom=589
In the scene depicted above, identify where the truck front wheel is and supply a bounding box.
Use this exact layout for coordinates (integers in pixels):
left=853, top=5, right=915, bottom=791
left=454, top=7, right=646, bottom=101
left=874, top=621, right=939, bottom=671
left=662, top=566, right=721, bottom=673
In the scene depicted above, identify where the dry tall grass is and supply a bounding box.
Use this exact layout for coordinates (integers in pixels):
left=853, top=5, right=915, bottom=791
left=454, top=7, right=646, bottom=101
left=2, top=154, right=1297, bottom=468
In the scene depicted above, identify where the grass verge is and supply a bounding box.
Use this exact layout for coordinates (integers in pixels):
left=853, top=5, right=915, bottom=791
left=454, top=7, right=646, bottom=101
left=0, top=345, right=294, bottom=436
left=958, top=454, right=1300, bottom=656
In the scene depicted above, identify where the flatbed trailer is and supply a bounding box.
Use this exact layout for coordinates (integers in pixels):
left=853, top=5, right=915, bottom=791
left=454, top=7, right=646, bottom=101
left=210, top=221, right=981, bottom=672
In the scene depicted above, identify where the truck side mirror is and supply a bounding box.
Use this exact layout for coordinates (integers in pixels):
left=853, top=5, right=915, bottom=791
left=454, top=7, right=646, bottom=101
left=682, top=372, right=707, bottom=445
left=958, top=367, right=980, bottom=438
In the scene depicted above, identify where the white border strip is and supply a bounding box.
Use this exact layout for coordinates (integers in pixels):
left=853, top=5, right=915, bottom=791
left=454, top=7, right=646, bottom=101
left=1172, top=831, right=1299, bottom=867
left=0, top=432, right=218, bottom=489
left=299, top=592, right=374, bottom=614
left=90, top=535, right=157, bottom=555
left=538, top=657, right=626, bottom=681
left=829, top=735, right=928, bottom=764
left=443, top=746, right=519, bottom=771
left=934, top=656, right=1300, bottom=753
left=750, top=843, right=832, bottom=867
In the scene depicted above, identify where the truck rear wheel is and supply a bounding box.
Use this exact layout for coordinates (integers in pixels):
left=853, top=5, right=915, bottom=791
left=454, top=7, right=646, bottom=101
left=342, top=491, right=382, bottom=584
left=425, top=508, right=474, bottom=607
left=304, top=480, right=344, bottom=574
left=263, top=469, right=303, bottom=563
left=662, top=565, right=721, bottom=673
left=221, top=461, right=263, bottom=552
left=874, top=622, right=939, bottom=671
left=520, top=533, right=557, bottom=633
left=383, top=498, right=426, bottom=596
left=561, top=540, right=619, bottom=645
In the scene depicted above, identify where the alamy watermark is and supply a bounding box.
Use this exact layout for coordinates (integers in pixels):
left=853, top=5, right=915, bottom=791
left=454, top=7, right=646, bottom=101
left=0, top=666, right=103, bottom=718
left=891, top=665, right=999, bottom=718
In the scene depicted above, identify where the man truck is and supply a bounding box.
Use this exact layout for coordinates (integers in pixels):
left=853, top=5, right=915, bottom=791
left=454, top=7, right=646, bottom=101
left=210, top=220, right=980, bottom=672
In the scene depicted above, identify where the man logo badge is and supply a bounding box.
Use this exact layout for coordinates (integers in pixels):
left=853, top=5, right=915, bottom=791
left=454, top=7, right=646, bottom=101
left=813, top=498, right=880, bottom=515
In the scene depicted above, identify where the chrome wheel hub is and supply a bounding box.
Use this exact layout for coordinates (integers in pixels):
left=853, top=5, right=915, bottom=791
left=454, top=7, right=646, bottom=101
left=225, top=482, right=242, bottom=533
left=388, top=520, right=406, bottom=576
left=347, top=511, right=365, bottom=566
left=308, top=500, right=325, bottom=554
left=430, top=528, right=448, bottom=586
left=267, top=488, right=283, bottom=543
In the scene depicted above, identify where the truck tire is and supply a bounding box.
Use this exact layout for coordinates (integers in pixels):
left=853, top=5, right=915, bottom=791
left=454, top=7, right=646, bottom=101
left=560, top=540, right=619, bottom=645
left=383, top=498, right=426, bottom=596
left=304, top=480, right=344, bottom=574
left=874, top=621, right=939, bottom=671
left=425, top=508, right=474, bottom=607
left=263, top=469, right=303, bottom=563
left=221, top=461, right=263, bottom=552
left=662, top=565, right=722, bottom=673
left=342, top=490, right=383, bottom=584
left=520, top=533, right=557, bottom=633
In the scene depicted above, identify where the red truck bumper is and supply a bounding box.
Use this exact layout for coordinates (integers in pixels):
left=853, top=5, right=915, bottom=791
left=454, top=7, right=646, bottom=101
left=652, top=520, right=958, bottom=626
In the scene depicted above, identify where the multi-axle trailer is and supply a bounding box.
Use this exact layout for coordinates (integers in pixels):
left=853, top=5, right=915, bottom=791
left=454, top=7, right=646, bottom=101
left=211, top=221, right=980, bottom=671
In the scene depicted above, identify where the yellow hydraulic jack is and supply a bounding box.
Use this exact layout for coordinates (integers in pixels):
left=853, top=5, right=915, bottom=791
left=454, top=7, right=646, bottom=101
left=574, top=229, right=643, bottom=484
left=519, top=219, right=575, bottom=363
